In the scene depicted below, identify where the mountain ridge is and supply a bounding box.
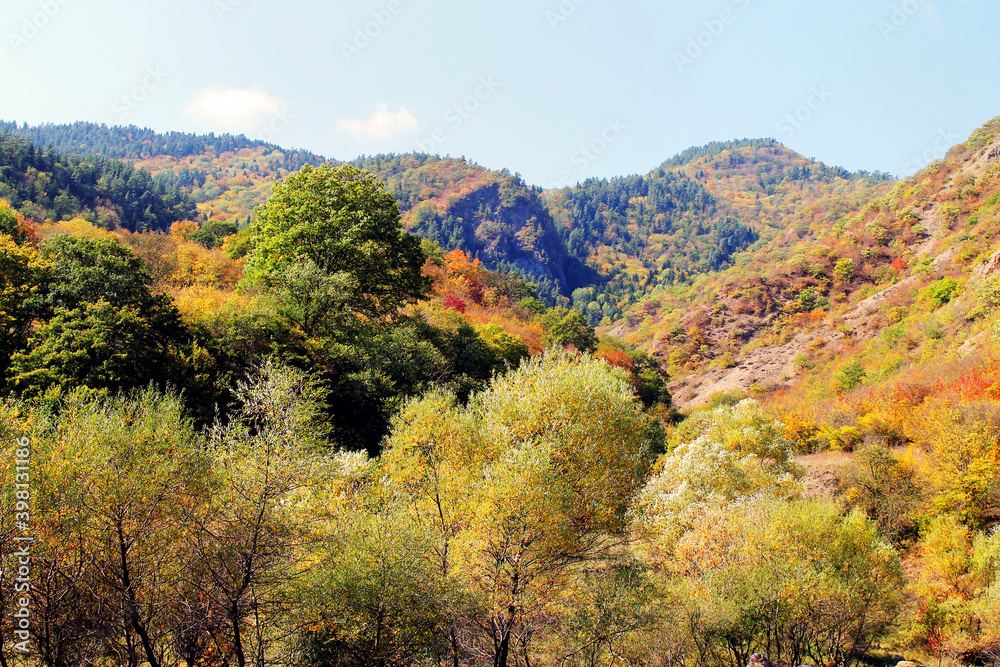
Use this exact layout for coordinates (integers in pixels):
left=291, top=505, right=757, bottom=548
left=9, top=116, right=1000, bottom=417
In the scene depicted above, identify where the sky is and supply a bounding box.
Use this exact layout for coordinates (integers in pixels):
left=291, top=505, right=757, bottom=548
left=1, top=0, right=998, bottom=188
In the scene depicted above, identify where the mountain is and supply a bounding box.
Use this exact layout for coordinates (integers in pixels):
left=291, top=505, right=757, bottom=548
left=546, top=139, right=895, bottom=324
left=0, top=120, right=330, bottom=227
left=0, top=132, right=195, bottom=231
left=643, top=116, right=1000, bottom=409
left=0, top=120, right=324, bottom=165
left=1, top=123, right=577, bottom=300
left=351, top=154, right=575, bottom=302
left=3, top=122, right=895, bottom=312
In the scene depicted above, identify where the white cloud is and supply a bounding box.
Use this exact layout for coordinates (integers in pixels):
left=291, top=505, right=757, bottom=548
left=185, top=87, right=283, bottom=131
left=335, top=104, right=418, bottom=140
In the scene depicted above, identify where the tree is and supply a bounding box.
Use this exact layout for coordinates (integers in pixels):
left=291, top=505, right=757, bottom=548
left=6, top=300, right=184, bottom=399
left=668, top=498, right=903, bottom=667
left=476, top=324, right=530, bottom=370
left=5, top=233, right=198, bottom=401
left=632, top=399, right=802, bottom=560
left=244, top=164, right=429, bottom=318
left=834, top=257, right=856, bottom=282
left=381, top=390, right=481, bottom=667
left=835, top=360, right=867, bottom=393
left=266, top=259, right=357, bottom=338
left=838, top=444, right=923, bottom=543
left=34, top=234, right=161, bottom=314
left=540, top=308, right=598, bottom=353
left=917, top=402, right=1000, bottom=527
left=383, top=351, right=657, bottom=667
left=541, top=563, right=661, bottom=667
left=186, top=361, right=327, bottom=667
left=20, top=390, right=207, bottom=667
left=0, top=235, right=46, bottom=374
left=0, top=200, right=32, bottom=245
left=903, top=516, right=1000, bottom=662
left=296, top=505, right=453, bottom=667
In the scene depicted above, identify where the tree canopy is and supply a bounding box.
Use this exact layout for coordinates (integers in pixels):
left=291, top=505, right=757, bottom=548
left=245, top=163, right=429, bottom=318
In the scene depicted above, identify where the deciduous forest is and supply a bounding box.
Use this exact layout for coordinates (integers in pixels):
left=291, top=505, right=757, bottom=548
left=0, top=117, right=999, bottom=667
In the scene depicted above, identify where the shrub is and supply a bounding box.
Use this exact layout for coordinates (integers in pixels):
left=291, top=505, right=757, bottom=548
left=834, top=257, right=857, bottom=282
left=921, top=277, right=960, bottom=308
left=835, top=360, right=867, bottom=393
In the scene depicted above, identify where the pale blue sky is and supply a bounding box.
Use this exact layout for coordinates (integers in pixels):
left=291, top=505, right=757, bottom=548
left=2, top=0, right=997, bottom=186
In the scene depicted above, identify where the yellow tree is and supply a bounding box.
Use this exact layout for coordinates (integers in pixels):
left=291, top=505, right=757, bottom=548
left=916, top=402, right=1000, bottom=527
left=667, top=498, right=902, bottom=667
left=185, top=361, right=327, bottom=667
left=18, top=390, right=206, bottom=667
left=381, top=390, right=481, bottom=667
left=0, top=233, right=47, bottom=374
left=383, top=350, right=657, bottom=667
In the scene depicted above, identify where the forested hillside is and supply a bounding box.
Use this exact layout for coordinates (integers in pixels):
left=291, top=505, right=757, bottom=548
left=2, top=114, right=1000, bottom=667
left=3, top=123, right=895, bottom=314
left=609, top=116, right=1000, bottom=411
left=0, top=120, right=325, bottom=166
left=0, top=133, right=195, bottom=231
left=549, top=140, right=895, bottom=324
left=353, top=154, right=577, bottom=302
left=1, top=120, right=330, bottom=227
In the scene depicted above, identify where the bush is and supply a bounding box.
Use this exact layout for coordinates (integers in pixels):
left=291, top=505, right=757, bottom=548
left=670, top=498, right=903, bottom=667
left=632, top=399, right=802, bottom=558
left=835, top=360, right=867, bottom=393
left=834, top=257, right=857, bottom=282
left=838, top=444, right=923, bottom=543
left=921, top=277, right=960, bottom=308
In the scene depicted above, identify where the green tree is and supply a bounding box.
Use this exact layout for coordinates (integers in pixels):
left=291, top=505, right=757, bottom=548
left=834, top=257, right=856, bottom=282
left=922, top=277, right=960, bottom=308
left=35, top=234, right=163, bottom=314
left=267, top=259, right=357, bottom=337
left=186, top=219, right=238, bottom=249
left=7, top=300, right=184, bottom=399
left=0, top=235, right=46, bottom=373
left=835, top=360, right=867, bottom=393
left=6, top=234, right=203, bottom=403
left=540, top=308, right=598, bottom=353
left=296, top=507, right=453, bottom=667
left=475, top=323, right=530, bottom=370
left=244, top=164, right=429, bottom=318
